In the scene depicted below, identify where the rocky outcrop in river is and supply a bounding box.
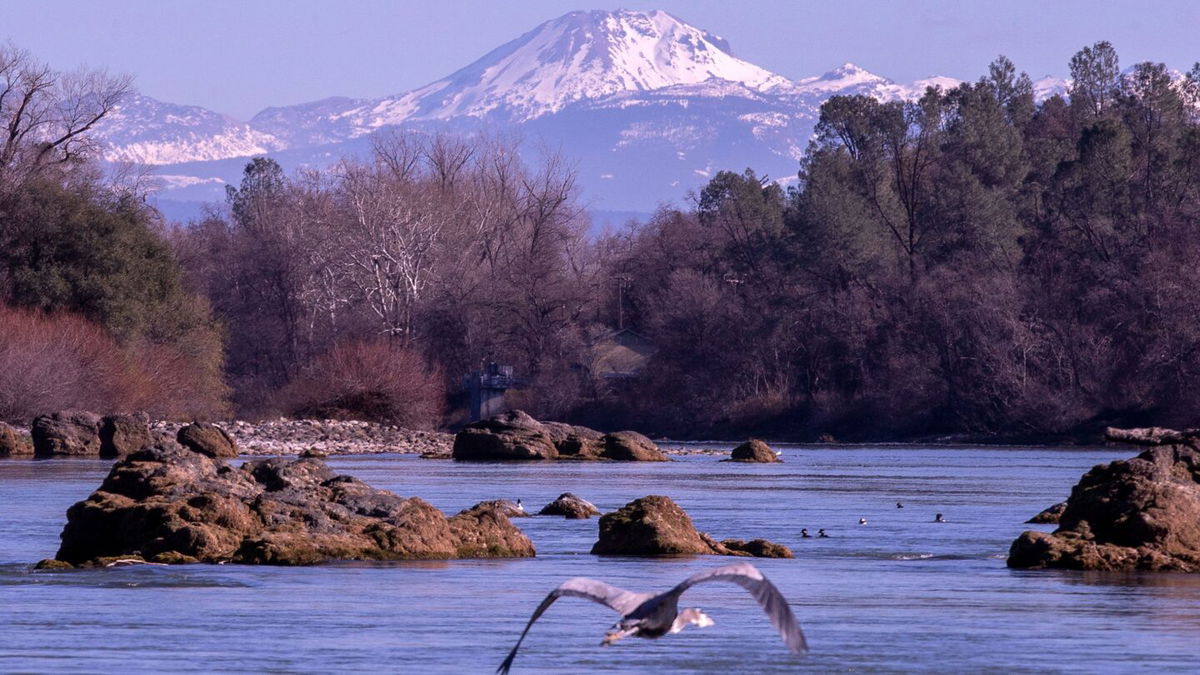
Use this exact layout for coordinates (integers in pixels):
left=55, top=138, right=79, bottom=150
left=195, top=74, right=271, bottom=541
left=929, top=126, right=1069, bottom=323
left=1026, top=501, right=1067, bottom=524
left=1008, top=427, right=1200, bottom=571
left=451, top=410, right=667, bottom=461
left=45, top=442, right=535, bottom=567
left=0, top=421, right=33, bottom=457
left=176, top=421, right=239, bottom=458
left=99, top=413, right=153, bottom=458
left=602, top=430, right=667, bottom=461
left=32, top=411, right=102, bottom=457
left=591, top=495, right=792, bottom=558
left=726, top=439, right=780, bottom=463
left=452, top=411, right=560, bottom=460
left=538, top=493, right=601, bottom=519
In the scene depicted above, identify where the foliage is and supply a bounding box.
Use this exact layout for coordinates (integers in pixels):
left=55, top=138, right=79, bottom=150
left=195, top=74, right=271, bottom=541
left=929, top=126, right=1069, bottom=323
left=166, top=42, right=1200, bottom=438
left=0, top=304, right=225, bottom=422
left=273, top=339, right=444, bottom=428
left=179, top=133, right=595, bottom=419
left=595, top=46, right=1200, bottom=438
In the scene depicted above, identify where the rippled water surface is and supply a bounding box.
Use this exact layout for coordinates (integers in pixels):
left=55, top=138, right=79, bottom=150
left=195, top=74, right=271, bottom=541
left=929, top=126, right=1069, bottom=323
left=4, top=445, right=1200, bottom=673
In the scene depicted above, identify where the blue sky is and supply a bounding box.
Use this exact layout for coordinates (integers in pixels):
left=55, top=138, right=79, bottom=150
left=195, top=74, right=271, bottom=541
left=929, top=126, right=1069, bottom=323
left=3, top=0, right=1198, bottom=119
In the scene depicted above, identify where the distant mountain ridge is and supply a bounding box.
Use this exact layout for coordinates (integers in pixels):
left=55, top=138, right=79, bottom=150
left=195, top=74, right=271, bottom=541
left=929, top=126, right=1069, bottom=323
left=89, top=9, right=1070, bottom=213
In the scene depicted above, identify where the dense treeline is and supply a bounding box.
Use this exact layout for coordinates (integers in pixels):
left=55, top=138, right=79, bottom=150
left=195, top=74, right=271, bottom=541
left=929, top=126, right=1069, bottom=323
left=5, top=41, right=1200, bottom=438
left=605, top=45, right=1200, bottom=438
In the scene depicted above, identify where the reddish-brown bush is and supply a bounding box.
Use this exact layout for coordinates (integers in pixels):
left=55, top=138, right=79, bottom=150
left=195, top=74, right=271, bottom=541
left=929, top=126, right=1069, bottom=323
left=0, top=304, right=228, bottom=423
left=276, top=340, right=444, bottom=428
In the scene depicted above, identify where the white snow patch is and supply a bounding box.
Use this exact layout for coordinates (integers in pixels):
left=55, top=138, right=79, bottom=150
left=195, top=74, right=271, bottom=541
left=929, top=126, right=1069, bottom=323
left=154, top=175, right=227, bottom=190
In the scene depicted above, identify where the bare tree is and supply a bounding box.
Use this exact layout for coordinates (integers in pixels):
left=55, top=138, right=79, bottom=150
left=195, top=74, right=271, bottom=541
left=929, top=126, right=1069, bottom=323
left=335, top=160, right=444, bottom=340
left=0, top=43, right=131, bottom=195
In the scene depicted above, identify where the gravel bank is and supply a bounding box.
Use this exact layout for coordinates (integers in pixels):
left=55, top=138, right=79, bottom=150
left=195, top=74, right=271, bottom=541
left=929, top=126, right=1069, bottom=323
left=151, top=419, right=452, bottom=457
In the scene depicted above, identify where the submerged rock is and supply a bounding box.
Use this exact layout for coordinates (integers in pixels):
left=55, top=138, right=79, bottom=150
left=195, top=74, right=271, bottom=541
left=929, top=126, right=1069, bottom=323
left=718, top=538, right=794, bottom=558
left=32, top=411, right=101, bottom=457
left=727, top=439, right=780, bottom=463
left=1008, top=429, right=1200, bottom=571
left=50, top=443, right=535, bottom=566
left=538, top=493, right=601, bottom=519
left=591, top=495, right=787, bottom=557
left=1026, top=501, right=1067, bottom=524
left=99, top=413, right=152, bottom=458
left=0, top=421, right=34, bottom=457
left=177, top=422, right=238, bottom=458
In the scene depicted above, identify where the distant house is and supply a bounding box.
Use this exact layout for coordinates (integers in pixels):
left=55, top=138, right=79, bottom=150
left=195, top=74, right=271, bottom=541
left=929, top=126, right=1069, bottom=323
left=591, top=328, right=656, bottom=380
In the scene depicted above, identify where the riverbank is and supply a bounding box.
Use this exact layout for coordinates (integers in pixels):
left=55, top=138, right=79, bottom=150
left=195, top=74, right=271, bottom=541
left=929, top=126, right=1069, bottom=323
left=3, top=414, right=1113, bottom=460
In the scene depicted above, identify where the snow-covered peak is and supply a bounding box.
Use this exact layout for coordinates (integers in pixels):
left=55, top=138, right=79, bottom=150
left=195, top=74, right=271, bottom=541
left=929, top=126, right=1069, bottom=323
left=388, top=9, right=792, bottom=122
left=795, top=62, right=891, bottom=94
left=1033, top=75, right=1069, bottom=101
left=791, top=62, right=962, bottom=102
left=95, top=94, right=284, bottom=165
left=878, top=75, right=964, bottom=100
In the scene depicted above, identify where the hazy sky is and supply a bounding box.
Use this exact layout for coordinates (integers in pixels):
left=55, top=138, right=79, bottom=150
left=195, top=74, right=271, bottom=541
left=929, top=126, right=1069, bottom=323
left=3, top=1, right=1198, bottom=119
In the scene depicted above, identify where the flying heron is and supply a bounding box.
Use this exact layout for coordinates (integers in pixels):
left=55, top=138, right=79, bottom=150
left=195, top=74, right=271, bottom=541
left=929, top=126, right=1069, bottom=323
left=496, top=561, right=806, bottom=674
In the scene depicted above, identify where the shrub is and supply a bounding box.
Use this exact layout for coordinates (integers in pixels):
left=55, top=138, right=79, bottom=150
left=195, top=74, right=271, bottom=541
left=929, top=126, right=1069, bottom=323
left=0, top=304, right=228, bottom=423
left=276, top=340, right=444, bottom=428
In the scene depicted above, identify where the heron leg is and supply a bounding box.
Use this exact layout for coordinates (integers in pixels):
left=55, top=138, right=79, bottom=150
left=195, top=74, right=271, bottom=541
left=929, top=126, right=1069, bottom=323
left=601, top=625, right=640, bottom=646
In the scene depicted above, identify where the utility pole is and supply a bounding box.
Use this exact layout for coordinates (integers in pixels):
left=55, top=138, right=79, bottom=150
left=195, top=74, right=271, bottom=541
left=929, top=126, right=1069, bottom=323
left=613, top=274, right=632, bottom=330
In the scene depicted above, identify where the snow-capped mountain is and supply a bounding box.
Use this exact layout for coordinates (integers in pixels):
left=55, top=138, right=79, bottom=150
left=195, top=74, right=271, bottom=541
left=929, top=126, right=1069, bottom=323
left=250, top=9, right=794, bottom=147
left=398, top=9, right=790, bottom=120
left=91, top=9, right=1062, bottom=215
left=96, top=94, right=285, bottom=165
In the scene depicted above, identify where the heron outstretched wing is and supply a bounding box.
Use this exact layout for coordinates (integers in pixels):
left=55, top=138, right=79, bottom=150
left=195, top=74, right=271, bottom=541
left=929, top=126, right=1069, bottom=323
left=496, top=577, right=648, bottom=674
left=667, top=561, right=807, bottom=654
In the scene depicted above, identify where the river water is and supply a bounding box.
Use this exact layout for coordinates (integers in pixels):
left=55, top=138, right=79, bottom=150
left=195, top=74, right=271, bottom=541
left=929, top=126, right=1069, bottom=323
left=3, top=445, right=1200, bottom=673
